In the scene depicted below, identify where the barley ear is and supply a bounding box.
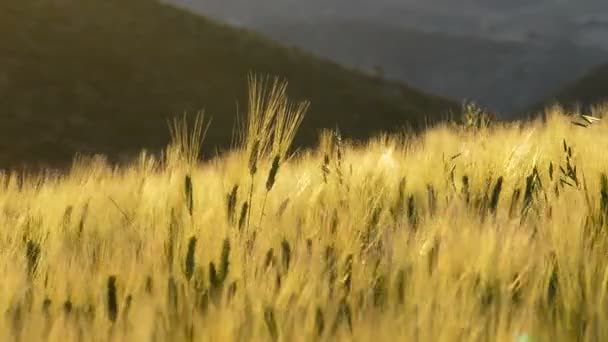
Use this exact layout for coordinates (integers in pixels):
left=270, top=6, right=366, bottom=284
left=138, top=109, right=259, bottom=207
left=266, top=155, right=281, bottom=192
left=107, top=276, right=118, bottom=323
left=184, top=236, right=197, bottom=281
left=25, top=240, right=40, bottom=280
left=489, top=176, right=503, bottom=215
left=264, top=306, right=279, bottom=342
left=184, top=174, right=193, bottom=216
left=238, top=202, right=248, bottom=231
left=315, top=307, right=325, bottom=337
left=281, top=239, right=291, bottom=272
left=226, top=185, right=239, bottom=224
left=219, top=238, right=231, bottom=282
left=249, top=140, right=260, bottom=176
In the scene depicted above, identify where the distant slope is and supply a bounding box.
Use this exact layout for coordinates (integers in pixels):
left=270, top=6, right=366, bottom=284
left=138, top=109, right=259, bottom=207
left=166, top=0, right=608, bottom=50
left=528, top=63, right=608, bottom=114
left=252, top=17, right=607, bottom=116
left=0, top=0, right=457, bottom=170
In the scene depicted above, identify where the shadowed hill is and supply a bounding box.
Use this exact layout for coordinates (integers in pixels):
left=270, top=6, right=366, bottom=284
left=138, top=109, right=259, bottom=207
left=252, top=17, right=607, bottom=117
left=528, top=63, right=608, bottom=115
left=0, top=0, right=458, bottom=171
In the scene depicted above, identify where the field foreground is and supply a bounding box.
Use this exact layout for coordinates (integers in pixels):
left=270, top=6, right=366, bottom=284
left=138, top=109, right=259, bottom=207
left=2, top=95, right=608, bottom=341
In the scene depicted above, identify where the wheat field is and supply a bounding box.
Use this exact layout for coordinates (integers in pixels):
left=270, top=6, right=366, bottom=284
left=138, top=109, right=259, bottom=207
left=1, top=77, right=608, bottom=342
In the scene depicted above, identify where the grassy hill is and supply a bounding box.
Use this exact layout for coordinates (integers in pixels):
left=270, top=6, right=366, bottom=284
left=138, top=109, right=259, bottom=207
left=528, top=62, right=608, bottom=114
left=0, top=0, right=458, bottom=171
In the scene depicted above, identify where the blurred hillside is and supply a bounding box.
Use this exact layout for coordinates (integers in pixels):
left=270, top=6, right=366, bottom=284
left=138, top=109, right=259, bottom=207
left=0, top=0, right=458, bottom=171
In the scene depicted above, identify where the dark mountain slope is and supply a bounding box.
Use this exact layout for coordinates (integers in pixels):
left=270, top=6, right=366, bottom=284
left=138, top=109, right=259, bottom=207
left=0, top=0, right=458, bottom=170
left=529, top=63, right=608, bottom=114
